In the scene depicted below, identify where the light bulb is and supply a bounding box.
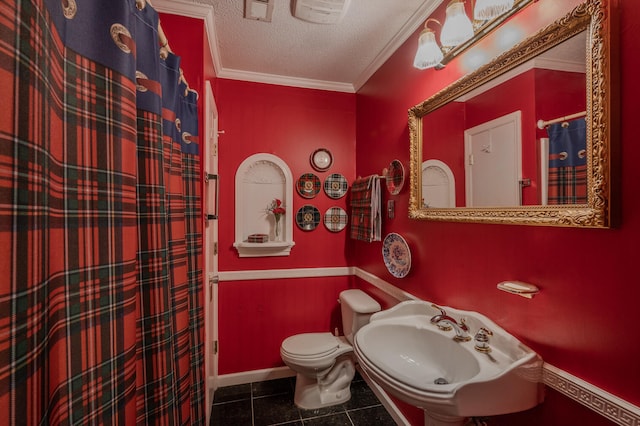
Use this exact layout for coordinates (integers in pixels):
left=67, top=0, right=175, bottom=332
left=413, top=28, right=444, bottom=70
left=440, top=0, right=474, bottom=48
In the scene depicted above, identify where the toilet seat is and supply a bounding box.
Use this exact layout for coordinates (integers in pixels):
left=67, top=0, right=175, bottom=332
left=281, top=333, right=342, bottom=358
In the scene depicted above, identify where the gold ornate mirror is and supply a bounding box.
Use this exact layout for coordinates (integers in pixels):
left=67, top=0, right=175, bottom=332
left=409, top=0, right=617, bottom=227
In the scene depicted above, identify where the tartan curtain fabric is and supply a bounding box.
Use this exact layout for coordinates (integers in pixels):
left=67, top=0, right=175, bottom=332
left=547, top=119, right=588, bottom=205
left=0, top=0, right=204, bottom=424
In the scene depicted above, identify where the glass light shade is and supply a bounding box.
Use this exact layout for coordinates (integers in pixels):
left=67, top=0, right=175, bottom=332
left=440, top=0, right=474, bottom=48
left=474, top=0, right=514, bottom=20
left=413, top=28, right=444, bottom=70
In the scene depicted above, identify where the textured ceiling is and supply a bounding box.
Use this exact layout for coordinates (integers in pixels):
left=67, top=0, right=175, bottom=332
left=193, top=0, right=443, bottom=92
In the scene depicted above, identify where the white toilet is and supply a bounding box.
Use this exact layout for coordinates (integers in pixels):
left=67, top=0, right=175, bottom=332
left=280, top=289, right=381, bottom=409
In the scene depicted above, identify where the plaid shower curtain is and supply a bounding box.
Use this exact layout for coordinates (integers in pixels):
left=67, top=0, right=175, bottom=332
left=547, top=118, right=588, bottom=204
left=0, top=0, right=204, bottom=424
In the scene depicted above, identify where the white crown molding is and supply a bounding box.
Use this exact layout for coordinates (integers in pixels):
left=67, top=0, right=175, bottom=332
left=151, top=0, right=355, bottom=93
left=352, top=0, right=443, bottom=91
left=151, top=0, right=221, bottom=77
left=151, top=0, right=443, bottom=93
left=216, top=68, right=356, bottom=93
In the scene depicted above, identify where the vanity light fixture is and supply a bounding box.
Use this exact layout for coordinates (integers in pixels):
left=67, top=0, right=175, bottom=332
left=440, top=0, right=474, bottom=48
left=413, top=19, right=444, bottom=70
left=412, top=0, right=533, bottom=70
left=474, top=0, right=514, bottom=20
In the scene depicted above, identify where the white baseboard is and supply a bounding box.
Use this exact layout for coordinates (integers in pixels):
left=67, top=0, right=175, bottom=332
left=217, top=366, right=295, bottom=387
left=217, top=364, right=412, bottom=425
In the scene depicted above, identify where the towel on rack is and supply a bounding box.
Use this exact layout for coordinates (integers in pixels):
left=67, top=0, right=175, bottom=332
left=349, top=175, right=381, bottom=242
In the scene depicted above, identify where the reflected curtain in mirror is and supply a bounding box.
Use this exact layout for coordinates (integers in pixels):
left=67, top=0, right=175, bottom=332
left=408, top=0, right=617, bottom=227
left=546, top=119, right=588, bottom=204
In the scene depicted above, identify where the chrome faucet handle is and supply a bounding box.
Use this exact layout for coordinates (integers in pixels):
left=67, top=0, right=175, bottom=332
left=459, top=317, right=469, bottom=332
left=474, top=327, right=493, bottom=353
left=430, top=304, right=451, bottom=330
left=430, top=304, right=447, bottom=322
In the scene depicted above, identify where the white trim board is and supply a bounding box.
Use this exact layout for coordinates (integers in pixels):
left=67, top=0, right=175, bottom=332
left=217, top=365, right=411, bottom=426
left=218, top=267, right=353, bottom=282
left=543, top=364, right=640, bottom=426
left=217, top=266, right=640, bottom=425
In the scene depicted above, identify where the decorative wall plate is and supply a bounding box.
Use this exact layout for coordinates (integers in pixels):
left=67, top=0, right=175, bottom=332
left=382, top=233, right=411, bottom=278
left=386, top=159, right=405, bottom=195
left=296, top=173, right=321, bottom=198
left=296, top=205, right=321, bottom=231
left=323, top=173, right=348, bottom=199
left=324, top=207, right=348, bottom=232
left=310, top=148, right=333, bottom=172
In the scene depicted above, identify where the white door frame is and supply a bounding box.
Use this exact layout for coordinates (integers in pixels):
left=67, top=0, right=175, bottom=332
left=204, top=81, right=219, bottom=421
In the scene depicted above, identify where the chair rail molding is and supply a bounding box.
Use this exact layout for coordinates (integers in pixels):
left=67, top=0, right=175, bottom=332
left=217, top=266, right=640, bottom=425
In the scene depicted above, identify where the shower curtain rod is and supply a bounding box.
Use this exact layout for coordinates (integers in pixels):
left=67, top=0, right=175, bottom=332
left=537, top=111, right=586, bottom=129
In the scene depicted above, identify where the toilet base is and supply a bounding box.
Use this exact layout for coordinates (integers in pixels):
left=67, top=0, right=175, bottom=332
left=293, top=356, right=355, bottom=410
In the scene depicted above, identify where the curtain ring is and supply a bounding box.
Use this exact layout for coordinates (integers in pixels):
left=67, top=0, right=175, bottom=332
left=175, top=118, right=182, bottom=132
left=182, top=132, right=192, bottom=145
left=61, top=0, right=77, bottom=19
left=135, top=71, right=148, bottom=92
left=110, top=24, right=133, bottom=54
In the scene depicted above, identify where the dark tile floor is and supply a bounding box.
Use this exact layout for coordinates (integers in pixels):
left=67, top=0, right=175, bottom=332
left=210, top=372, right=398, bottom=426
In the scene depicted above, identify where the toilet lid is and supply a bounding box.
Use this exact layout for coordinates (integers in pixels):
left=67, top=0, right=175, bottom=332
left=281, top=333, right=340, bottom=358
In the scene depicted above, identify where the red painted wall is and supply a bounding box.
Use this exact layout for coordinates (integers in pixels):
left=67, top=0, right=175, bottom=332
left=422, top=101, right=466, bottom=206
left=213, top=79, right=356, bottom=271
left=161, top=1, right=639, bottom=424
left=355, top=0, right=636, bottom=425
left=213, top=80, right=357, bottom=373
left=218, top=276, right=354, bottom=374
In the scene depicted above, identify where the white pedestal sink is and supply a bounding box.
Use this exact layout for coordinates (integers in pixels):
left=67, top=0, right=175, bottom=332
left=353, top=301, right=544, bottom=426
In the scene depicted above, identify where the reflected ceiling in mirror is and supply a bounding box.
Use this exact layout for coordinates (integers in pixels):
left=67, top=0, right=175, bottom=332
left=409, top=0, right=617, bottom=227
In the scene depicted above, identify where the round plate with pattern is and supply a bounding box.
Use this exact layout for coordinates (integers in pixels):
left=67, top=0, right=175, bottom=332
left=296, top=173, right=321, bottom=198
left=382, top=233, right=411, bottom=278
left=310, top=148, right=333, bottom=172
left=323, top=173, right=348, bottom=199
left=324, top=207, right=348, bottom=232
left=296, top=205, right=321, bottom=231
left=386, top=159, right=405, bottom=195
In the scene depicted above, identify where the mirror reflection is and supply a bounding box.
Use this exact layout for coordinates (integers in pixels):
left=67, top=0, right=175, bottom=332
left=421, top=32, right=586, bottom=208
left=409, top=0, right=615, bottom=228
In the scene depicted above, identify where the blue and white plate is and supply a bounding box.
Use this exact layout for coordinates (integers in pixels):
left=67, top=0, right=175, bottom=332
left=382, top=233, right=411, bottom=278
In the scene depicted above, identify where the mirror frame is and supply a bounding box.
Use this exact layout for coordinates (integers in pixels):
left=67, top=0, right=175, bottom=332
left=409, top=0, right=618, bottom=228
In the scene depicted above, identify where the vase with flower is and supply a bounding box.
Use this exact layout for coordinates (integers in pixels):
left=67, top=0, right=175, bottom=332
left=267, top=198, right=286, bottom=241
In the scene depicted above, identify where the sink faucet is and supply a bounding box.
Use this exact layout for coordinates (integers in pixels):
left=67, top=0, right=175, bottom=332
left=429, top=304, right=449, bottom=328
left=430, top=304, right=471, bottom=342
left=437, top=317, right=471, bottom=342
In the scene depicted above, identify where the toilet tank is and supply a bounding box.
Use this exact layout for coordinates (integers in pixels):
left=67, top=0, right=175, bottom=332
left=339, top=289, right=381, bottom=344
